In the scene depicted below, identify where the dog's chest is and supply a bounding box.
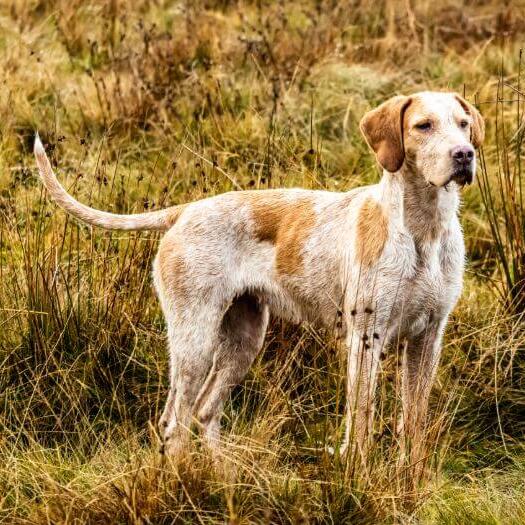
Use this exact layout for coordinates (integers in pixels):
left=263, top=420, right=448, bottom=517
left=398, top=231, right=464, bottom=334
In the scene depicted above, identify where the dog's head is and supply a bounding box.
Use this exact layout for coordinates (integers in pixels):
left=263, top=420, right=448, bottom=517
left=360, top=91, right=485, bottom=187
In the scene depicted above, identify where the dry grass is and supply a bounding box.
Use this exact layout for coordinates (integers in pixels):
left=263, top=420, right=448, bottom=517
left=1, top=0, right=525, bottom=523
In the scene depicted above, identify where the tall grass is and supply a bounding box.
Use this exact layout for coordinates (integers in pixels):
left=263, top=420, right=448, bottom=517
left=1, top=1, right=525, bottom=523
left=478, top=55, right=525, bottom=311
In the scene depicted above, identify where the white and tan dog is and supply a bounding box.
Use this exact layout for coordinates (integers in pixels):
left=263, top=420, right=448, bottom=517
left=34, top=91, right=484, bottom=461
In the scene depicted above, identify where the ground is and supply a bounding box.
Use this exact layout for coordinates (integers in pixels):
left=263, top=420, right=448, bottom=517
left=1, top=1, right=525, bottom=523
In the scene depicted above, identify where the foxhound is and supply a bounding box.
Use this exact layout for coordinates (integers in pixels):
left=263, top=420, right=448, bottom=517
left=34, top=91, right=484, bottom=462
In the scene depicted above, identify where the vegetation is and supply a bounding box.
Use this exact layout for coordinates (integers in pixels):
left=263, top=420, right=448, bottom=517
left=1, top=0, right=525, bottom=522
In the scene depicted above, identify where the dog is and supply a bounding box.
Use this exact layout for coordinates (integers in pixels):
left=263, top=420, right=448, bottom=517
left=34, top=91, right=484, bottom=463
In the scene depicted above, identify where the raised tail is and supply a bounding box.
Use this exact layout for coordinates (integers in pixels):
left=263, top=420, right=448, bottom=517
left=33, top=133, right=184, bottom=231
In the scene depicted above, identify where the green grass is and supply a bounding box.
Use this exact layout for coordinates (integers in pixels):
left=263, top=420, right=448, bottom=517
left=1, top=0, right=525, bottom=522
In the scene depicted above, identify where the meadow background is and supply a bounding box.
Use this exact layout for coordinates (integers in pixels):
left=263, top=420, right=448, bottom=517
left=1, top=0, right=525, bottom=523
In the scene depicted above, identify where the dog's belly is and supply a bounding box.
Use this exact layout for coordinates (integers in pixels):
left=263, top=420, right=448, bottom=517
left=243, top=252, right=342, bottom=329
left=264, top=280, right=343, bottom=329
left=269, top=252, right=344, bottom=329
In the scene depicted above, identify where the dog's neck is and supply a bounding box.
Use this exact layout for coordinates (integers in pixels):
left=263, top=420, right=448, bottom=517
left=379, top=167, right=460, bottom=246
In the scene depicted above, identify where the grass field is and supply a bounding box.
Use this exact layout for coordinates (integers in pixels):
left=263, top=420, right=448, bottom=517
left=1, top=1, right=525, bottom=523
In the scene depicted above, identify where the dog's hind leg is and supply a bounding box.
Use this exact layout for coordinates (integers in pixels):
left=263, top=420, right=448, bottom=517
left=159, top=307, right=223, bottom=458
left=193, top=291, right=269, bottom=450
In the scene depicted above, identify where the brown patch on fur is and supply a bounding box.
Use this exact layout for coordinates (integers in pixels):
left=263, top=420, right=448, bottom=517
left=355, top=198, right=388, bottom=267
left=454, top=95, right=485, bottom=148
left=246, top=192, right=317, bottom=275
left=360, top=95, right=413, bottom=173
left=165, top=204, right=188, bottom=229
left=157, top=235, right=189, bottom=301
left=422, top=219, right=443, bottom=243
left=402, top=96, right=427, bottom=132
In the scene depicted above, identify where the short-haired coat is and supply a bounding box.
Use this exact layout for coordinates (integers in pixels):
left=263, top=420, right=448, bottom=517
left=34, top=91, right=484, bottom=462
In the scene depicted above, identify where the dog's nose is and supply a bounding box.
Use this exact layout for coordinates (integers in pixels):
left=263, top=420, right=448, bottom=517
left=451, top=145, right=474, bottom=164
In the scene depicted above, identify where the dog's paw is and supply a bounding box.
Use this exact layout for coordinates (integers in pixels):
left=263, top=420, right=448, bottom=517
left=325, top=443, right=349, bottom=458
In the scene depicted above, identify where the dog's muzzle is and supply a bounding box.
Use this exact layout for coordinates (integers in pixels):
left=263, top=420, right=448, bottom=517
left=450, top=169, right=474, bottom=186
left=449, top=145, right=475, bottom=186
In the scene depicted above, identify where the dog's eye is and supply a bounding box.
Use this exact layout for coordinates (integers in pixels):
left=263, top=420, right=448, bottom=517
left=460, top=119, right=469, bottom=129
left=415, top=121, right=432, bottom=131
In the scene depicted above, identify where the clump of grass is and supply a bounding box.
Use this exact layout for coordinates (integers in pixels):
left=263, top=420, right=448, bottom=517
left=478, top=56, right=525, bottom=311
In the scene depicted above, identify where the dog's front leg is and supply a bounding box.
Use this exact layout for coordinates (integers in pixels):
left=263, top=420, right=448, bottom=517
left=340, top=318, right=385, bottom=465
left=399, top=316, right=445, bottom=476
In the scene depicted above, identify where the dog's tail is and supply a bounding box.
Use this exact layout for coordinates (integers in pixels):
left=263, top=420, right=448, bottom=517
left=33, top=134, right=184, bottom=231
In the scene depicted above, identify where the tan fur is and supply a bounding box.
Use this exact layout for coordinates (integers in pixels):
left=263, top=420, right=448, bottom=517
left=247, top=193, right=317, bottom=275
left=276, top=202, right=317, bottom=275
left=402, top=96, right=427, bottom=130
left=454, top=95, right=486, bottom=148
left=355, top=198, right=389, bottom=267
left=359, top=95, right=413, bottom=173
left=157, top=237, right=189, bottom=302
left=165, top=204, right=188, bottom=229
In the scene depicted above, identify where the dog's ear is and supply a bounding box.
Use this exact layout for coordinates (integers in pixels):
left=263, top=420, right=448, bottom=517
left=455, top=95, right=485, bottom=148
left=359, top=95, right=412, bottom=173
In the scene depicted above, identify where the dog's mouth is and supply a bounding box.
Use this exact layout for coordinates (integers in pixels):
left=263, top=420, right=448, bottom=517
left=447, top=169, right=473, bottom=188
